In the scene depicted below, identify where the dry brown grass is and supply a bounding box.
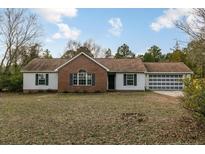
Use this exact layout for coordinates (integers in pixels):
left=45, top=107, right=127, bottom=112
left=0, top=92, right=205, bottom=144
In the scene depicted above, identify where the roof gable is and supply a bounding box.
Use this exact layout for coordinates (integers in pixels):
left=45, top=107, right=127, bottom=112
left=55, top=52, right=109, bottom=71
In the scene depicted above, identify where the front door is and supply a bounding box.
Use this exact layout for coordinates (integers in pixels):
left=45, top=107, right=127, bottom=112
left=108, top=74, right=115, bottom=90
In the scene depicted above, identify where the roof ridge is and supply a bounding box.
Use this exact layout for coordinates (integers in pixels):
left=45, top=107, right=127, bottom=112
left=144, top=62, right=185, bottom=64
left=95, top=58, right=142, bottom=60
left=39, top=57, right=80, bottom=59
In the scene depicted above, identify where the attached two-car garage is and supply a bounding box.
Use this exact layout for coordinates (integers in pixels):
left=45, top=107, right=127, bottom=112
left=146, top=73, right=184, bottom=90
left=144, top=62, right=193, bottom=91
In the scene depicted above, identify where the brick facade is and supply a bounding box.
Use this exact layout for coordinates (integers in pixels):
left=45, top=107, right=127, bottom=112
left=58, top=54, right=108, bottom=92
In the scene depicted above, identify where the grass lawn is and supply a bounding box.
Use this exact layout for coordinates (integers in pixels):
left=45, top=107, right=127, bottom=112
left=0, top=92, right=205, bottom=144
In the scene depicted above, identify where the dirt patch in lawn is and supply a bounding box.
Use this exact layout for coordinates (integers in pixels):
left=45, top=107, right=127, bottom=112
left=120, top=112, right=148, bottom=123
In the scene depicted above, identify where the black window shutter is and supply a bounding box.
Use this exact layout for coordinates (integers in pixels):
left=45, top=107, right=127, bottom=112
left=92, top=74, right=95, bottom=86
left=46, top=74, right=49, bottom=85
left=123, top=74, right=127, bottom=86
left=134, top=74, right=137, bottom=86
left=70, top=74, right=73, bottom=86
left=35, top=74, right=38, bottom=85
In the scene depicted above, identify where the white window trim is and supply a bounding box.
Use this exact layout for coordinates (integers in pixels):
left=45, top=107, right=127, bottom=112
left=125, top=73, right=135, bottom=86
left=37, top=73, right=47, bottom=85
left=86, top=73, right=92, bottom=85
left=73, top=71, right=92, bottom=86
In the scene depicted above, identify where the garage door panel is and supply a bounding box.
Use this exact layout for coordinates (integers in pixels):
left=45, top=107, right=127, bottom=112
left=147, top=74, right=184, bottom=91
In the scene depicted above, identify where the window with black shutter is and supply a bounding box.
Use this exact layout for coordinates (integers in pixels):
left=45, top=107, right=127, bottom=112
left=124, top=73, right=137, bottom=86
left=134, top=74, right=137, bottom=86
left=123, top=74, right=126, bottom=86
left=46, top=74, right=49, bottom=85
left=35, top=74, right=38, bottom=85
left=70, top=73, right=73, bottom=85
left=92, top=74, right=95, bottom=86
left=36, top=73, right=48, bottom=86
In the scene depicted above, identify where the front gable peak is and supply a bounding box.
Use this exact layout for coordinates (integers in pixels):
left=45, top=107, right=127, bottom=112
left=55, top=52, right=110, bottom=71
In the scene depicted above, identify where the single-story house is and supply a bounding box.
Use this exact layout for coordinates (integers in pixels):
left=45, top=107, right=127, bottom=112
left=22, top=52, right=193, bottom=92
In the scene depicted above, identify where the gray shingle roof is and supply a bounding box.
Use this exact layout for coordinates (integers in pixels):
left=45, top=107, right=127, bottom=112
left=95, top=58, right=146, bottom=72
left=144, top=62, right=193, bottom=73
left=22, top=58, right=69, bottom=72
left=22, top=54, right=193, bottom=73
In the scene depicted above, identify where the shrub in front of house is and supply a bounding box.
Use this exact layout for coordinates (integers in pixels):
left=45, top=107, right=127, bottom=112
left=183, top=77, right=205, bottom=116
left=0, top=71, right=23, bottom=92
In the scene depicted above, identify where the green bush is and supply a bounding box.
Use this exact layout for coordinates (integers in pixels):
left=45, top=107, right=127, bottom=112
left=183, top=78, right=205, bottom=116
left=0, top=69, right=23, bottom=92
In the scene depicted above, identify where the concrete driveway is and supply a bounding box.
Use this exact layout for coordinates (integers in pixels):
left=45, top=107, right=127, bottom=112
left=154, top=91, right=184, bottom=98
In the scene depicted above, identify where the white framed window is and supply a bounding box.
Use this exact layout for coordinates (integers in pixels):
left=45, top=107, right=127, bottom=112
left=38, top=74, right=46, bottom=85
left=126, top=74, right=134, bottom=85
left=87, top=73, right=92, bottom=85
left=73, top=74, right=78, bottom=85
left=72, top=70, right=93, bottom=86
left=124, top=73, right=137, bottom=86
left=35, top=73, right=49, bottom=85
left=78, top=71, right=86, bottom=85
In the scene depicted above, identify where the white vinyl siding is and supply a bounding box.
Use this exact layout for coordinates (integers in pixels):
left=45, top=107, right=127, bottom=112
left=115, top=73, right=145, bottom=90
left=23, top=73, right=58, bottom=90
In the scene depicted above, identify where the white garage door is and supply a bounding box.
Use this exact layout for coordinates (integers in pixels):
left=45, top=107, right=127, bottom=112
left=147, top=74, right=184, bottom=90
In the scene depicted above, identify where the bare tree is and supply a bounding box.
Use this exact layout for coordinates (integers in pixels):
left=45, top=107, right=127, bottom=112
left=176, top=9, right=205, bottom=77
left=63, top=39, right=104, bottom=58
left=176, top=9, right=205, bottom=41
left=83, top=39, right=101, bottom=58
left=65, top=40, right=81, bottom=51
left=0, top=9, right=41, bottom=72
